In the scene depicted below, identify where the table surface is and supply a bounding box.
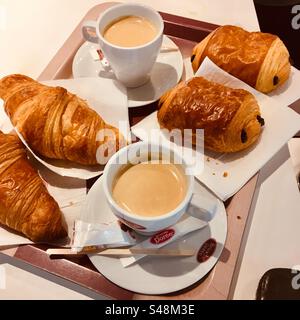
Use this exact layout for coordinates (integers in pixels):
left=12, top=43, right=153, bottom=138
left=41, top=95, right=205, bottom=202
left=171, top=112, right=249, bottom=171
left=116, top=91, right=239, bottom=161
left=0, top=0, right=300, bottom=300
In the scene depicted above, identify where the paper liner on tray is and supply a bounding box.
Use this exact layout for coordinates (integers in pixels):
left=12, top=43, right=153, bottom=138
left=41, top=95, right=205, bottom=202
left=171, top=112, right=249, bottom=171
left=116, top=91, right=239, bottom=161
left=132, top=58, right=300, bottom=201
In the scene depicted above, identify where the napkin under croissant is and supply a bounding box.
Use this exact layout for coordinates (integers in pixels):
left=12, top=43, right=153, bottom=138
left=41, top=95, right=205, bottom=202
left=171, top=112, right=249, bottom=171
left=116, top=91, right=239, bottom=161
left=0, top=131, right=67, bottom=241
left=191, top=25, right=291, bottom=93
left=158, top=76, right=264, bottom=153
left=0, top=74, right=125, bottom=165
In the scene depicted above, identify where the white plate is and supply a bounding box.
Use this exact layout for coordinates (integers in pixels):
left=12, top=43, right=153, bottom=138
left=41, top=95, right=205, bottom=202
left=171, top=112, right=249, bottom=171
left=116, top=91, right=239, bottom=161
left=7, top=78, right=129, bottom=180
left=82, top=176, right=227, bottom=295
left=72, top=35, right=184, bottom=108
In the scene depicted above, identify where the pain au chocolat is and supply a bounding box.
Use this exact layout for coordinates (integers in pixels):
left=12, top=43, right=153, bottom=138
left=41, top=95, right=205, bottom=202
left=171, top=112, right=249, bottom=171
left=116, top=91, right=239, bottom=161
left=157, top=77, right=264, bottom=153
left=191, top=25, right=291, bottom=93
left=0, top=131, right=67, bottom=242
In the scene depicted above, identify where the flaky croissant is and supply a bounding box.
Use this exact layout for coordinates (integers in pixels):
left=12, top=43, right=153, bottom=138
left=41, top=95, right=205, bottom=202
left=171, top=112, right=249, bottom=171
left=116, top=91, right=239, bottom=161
left=157, top=77, right=264, bottom=153
left=191, top=25, right=291, bottom=93
left=0, top=131, right=67, bottom=241
left=0, top=74, right=125, bottom=165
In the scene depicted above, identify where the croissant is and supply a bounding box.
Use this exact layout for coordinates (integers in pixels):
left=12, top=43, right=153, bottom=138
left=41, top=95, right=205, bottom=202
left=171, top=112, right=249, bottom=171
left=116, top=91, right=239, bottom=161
left=0, top=131, right=67, bottom=241
left=191, top=25, right=291, bottom=93
left=157, top=77, right=264, bottom=153
left=0, top=74, right=125, bottom=165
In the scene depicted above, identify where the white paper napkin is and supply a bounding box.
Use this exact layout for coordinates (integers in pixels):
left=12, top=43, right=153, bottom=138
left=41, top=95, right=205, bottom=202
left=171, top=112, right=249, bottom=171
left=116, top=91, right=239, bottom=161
left=1, top=77, right=129, bottom=180
left=132, top=58, right=300, bottom=201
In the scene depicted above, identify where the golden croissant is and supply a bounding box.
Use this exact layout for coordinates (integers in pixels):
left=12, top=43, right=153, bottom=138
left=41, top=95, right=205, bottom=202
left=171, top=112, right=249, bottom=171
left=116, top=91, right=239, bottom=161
left=0, top=74, right=125, bottom=165
left=157, top=77, right=264, bottom=153
left=0, top=131, right=67, bottom=241
left=191, top=25, right=291, bottom=93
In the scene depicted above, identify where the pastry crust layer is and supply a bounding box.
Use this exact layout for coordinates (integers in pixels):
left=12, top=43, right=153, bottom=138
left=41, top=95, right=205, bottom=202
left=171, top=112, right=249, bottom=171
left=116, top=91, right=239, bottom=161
left=192, top=25, right=291, bottom=93
left=158, top=77, right=263, bottom=153
left=0, top=75, right=125, bottom=165
left=0, top=131, right=67, bottom=241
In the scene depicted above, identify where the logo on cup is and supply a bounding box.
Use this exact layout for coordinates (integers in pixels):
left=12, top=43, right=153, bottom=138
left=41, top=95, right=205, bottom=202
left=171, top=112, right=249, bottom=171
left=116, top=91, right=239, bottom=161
left=291, top=5, right=300, bottom=30
left=150, top=229, right=175, bottom=245
left=118, top=217, right=146, bottom=230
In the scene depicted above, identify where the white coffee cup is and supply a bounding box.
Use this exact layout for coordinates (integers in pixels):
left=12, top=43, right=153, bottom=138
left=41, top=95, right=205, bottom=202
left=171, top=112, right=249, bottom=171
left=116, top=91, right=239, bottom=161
left=103, top=142, right=217, bottom=235
left=82, top=3, right=164, bottom=88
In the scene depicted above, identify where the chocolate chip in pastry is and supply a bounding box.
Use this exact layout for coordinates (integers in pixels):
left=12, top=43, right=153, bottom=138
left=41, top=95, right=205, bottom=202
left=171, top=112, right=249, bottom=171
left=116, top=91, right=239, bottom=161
left=191, top=25, right=291, bottom=93
left=158, top=77, right=264, bottom=153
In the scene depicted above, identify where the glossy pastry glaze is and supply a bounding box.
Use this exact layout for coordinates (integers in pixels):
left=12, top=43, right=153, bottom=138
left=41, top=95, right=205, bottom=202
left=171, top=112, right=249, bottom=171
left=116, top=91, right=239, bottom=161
left=158, top=77, right=263, bottom=153
left=0, top=74, right=125, bottom=165
left=0, top=131, right=67, bottom=241
left=192, top=25, right=291, bottom=93
left=256, top=37, right=291, bottom=93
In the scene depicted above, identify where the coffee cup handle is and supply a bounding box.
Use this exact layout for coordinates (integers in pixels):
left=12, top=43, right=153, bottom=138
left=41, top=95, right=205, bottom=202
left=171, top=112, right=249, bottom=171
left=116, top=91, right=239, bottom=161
left=187, top=193, right=218, bottom=223
left=82, top=20, right=99, bottom=44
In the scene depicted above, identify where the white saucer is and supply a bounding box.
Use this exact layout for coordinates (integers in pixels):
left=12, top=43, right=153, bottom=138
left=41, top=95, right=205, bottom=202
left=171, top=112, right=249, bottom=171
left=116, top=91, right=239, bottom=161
left=81, top=176, right=227, bottom=295
left=72, top=36, right=184, bottom=108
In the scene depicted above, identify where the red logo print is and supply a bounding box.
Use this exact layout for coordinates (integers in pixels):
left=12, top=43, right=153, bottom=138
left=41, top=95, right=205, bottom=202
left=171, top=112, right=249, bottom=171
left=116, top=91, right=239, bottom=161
left=150, top=229, right=175, bottom=245
left=197, top=238, right=217, bottom=263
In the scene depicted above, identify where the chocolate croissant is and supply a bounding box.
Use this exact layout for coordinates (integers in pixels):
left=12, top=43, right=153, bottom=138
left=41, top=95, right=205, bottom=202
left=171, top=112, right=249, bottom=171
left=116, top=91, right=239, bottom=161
left=0, top=131, right=67, bottom=241
left=191, top=25, right=291, bottom=93
left=0, top=74, right=125, bottom=165
left=157, top=77, right=264, bottom=153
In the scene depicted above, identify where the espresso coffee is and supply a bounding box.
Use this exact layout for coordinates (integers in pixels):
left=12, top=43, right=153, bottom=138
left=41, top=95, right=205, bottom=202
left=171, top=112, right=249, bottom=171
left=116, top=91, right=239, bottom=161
left=112, top=162, right=187, bottom=217
left=103, top=15, right=157, bottom=47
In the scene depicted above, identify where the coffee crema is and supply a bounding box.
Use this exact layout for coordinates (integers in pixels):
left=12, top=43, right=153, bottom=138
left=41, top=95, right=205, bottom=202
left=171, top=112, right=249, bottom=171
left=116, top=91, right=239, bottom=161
left=112, top=162, right=187, bottom=217
left=103, top=15, right=157, bottom=47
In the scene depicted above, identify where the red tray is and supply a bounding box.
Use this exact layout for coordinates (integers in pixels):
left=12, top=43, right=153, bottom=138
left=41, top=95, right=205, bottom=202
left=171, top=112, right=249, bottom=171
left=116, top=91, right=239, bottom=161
left=2, top=2, right=294, bottom=300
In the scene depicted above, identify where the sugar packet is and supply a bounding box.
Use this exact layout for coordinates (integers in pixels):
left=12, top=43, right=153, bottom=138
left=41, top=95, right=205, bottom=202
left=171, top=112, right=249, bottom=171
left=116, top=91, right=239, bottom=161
left=72, top=220, right=137, bottom=252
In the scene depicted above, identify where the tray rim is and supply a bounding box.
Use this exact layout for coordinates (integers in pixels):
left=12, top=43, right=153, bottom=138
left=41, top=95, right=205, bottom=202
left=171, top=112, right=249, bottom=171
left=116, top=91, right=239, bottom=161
left=0, top=2, right=260, bottom=300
